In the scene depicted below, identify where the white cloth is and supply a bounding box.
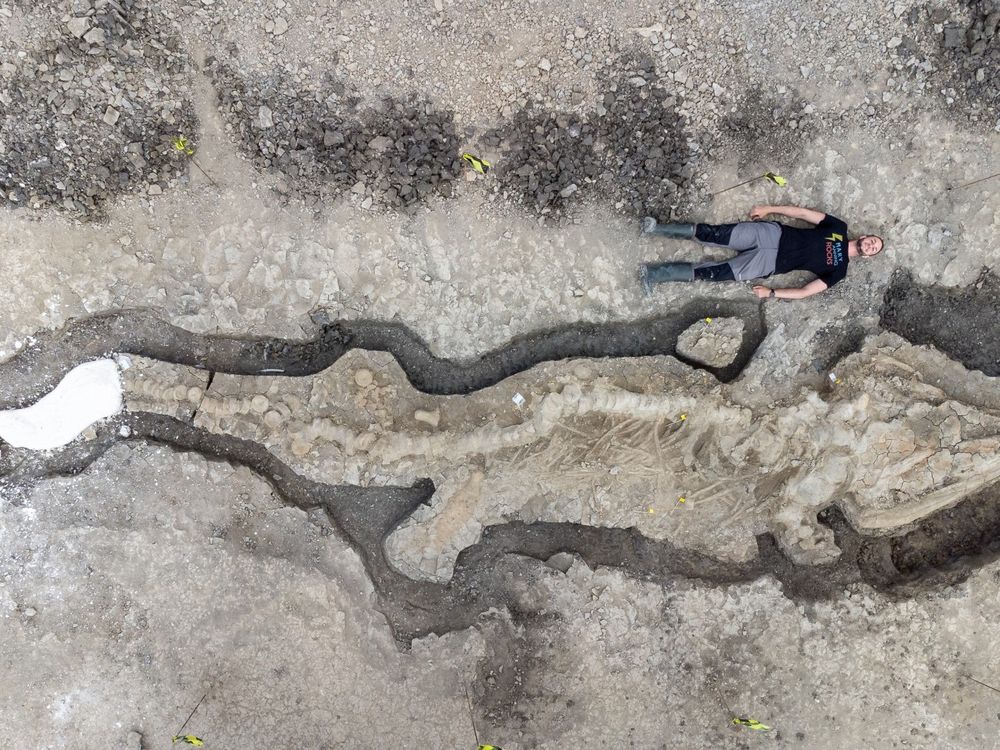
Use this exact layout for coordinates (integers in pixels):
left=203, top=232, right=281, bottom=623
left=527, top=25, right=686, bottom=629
left=0, top=359, right=122, bottom=450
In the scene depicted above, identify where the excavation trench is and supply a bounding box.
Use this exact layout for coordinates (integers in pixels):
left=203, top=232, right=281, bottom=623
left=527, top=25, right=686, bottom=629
left=0, top=302, right=763, bottom=641
left=881, top=269, right=1000, bottom=377
left=4, top=301, right=1000, bottom=643
left=0, top=302, right=765, bottom=409
left=4, top=411, right=1000, bottom=645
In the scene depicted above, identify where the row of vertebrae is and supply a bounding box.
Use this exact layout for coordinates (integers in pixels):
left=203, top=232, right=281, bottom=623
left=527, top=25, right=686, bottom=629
left=129, top=378, right=203, bottom=404
left=126, top=372, right=715, bottom=467
left=292, top=384, right=711, bottom=464
left=126, top=375, right=298, bottom=429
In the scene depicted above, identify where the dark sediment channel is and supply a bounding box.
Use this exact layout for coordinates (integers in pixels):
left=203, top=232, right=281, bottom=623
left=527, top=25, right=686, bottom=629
left=6, top=296, right=1000, bottom=644
left=0, top=302, right=766, bottom=409
left=5, top=411, right=1000, bottom=646
left=881, top=269, right=1000, bottom=376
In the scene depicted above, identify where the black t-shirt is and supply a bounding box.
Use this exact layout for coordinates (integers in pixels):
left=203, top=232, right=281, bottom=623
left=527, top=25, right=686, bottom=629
left=774, top=214, right=849, bottom=287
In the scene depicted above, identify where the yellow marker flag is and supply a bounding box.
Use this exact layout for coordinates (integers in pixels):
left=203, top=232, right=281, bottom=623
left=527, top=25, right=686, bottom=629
left=172, top=135, right=195, bottom=156
left=172, top=736, right=205, bottom=746
left=479, top=745, right=504, bottom=750
left=462, top=152, right=492, bottom=174
left=763, top=172, right=787, bottom=186
left=732, top=717, right=771, bottom=731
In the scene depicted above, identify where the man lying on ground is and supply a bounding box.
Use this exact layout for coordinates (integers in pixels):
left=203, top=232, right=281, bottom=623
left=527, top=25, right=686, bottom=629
left=639, top=205, right=885, bottom=300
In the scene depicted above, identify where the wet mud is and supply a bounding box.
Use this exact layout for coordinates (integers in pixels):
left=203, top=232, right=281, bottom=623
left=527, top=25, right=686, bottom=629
left=0, top=303, right=766, bottom=409
left=4, top=409, right=1000, bottom=647
left=881, top=269, right=1000, bottom=377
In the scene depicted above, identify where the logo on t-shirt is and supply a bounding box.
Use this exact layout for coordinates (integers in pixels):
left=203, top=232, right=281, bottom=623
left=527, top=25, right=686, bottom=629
left=825, top=232, right=845, bottom=267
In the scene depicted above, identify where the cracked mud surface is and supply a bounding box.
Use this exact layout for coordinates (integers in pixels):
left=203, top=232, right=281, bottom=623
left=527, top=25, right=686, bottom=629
left=4, top=0, right=1000, bottom=747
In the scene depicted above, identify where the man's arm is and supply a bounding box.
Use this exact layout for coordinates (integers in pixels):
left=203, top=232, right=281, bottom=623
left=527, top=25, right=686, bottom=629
left=750, top=205, right=826, bottom=225
left=752, top=279, right=828, bottom=300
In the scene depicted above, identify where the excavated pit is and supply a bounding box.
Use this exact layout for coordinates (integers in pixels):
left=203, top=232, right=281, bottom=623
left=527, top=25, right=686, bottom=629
left=5, top=302, right=1000, bottom=645
left=0, top=303, right=765, bottom=409
left=881, top=269, right=1000, bottom=377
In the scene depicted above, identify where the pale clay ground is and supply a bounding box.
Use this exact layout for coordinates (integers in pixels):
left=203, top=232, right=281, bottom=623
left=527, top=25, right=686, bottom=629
left=5, top=446, right=1000, bottom=749
left=4, top=0, right=1000, bottom=747
left=2, top=112, right=998, bottom=393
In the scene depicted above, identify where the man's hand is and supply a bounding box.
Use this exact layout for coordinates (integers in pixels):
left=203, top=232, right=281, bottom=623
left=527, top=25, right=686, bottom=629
left=749, top=205, right=771, bottom=221
left=752, top=285, right=772, bottom=299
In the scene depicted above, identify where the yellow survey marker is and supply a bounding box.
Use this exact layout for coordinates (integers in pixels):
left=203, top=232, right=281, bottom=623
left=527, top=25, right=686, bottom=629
left=462, top=152, right=492, bottom=174
left=732, top=717, right=771, bottom=730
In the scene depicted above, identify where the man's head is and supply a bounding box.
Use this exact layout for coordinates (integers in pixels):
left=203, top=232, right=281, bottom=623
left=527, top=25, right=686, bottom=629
left=856, top=235, right=885, bottom=257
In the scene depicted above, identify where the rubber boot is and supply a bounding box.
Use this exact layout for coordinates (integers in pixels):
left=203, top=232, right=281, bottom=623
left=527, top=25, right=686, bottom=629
left=641, top=217, right=696, bottom=239
left=639, top=262, right=695, bottom=295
